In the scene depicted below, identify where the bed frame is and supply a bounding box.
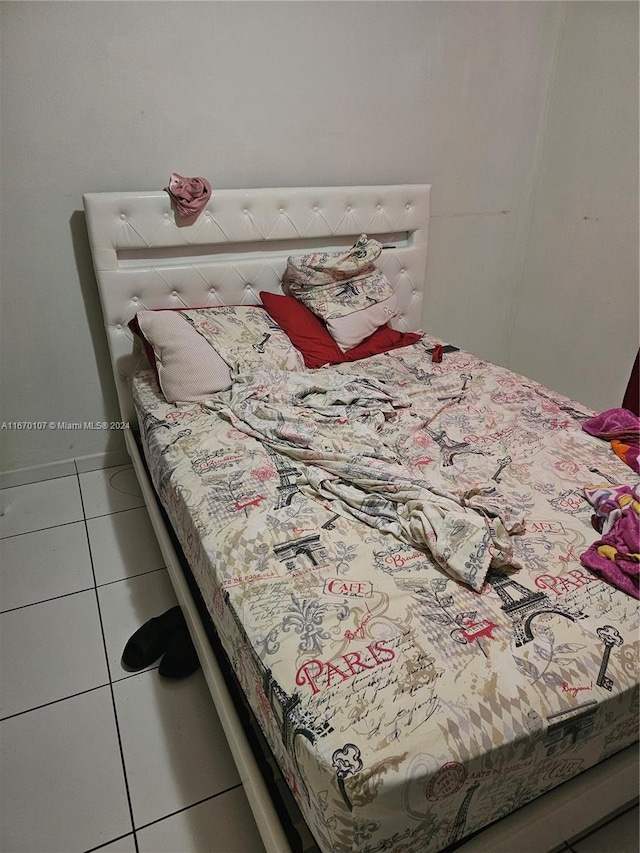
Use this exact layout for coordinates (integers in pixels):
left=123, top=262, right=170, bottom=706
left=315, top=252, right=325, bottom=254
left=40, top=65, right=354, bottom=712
left=83, top=185, right=638, bottom=853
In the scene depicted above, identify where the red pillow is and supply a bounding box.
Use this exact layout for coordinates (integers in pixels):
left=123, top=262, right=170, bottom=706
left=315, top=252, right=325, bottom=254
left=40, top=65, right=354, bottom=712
left=129, top=314, right=160, bottom=381
left=260, top=291, right=421, bottom=368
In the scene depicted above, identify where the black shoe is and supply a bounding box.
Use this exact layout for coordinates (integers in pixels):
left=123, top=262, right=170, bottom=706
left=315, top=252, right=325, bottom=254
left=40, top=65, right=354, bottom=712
left=158, top=627, right=201, bottom=679
left=122, top=606, right=186, bottom=670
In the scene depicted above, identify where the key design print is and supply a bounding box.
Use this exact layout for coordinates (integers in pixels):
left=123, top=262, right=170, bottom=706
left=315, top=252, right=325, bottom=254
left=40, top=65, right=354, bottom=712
left=595, top=625, right=623, bottom=692
left=252, top=332, right=271, bottom=353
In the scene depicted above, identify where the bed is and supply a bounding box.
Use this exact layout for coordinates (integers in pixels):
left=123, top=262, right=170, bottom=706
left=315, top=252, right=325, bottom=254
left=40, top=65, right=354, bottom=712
left=83, top=184, right=639, bottom=853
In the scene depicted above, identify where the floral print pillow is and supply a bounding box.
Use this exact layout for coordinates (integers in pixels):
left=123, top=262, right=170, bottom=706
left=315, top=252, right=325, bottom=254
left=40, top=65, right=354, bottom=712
left=180, top=306, right=306, bottom=375
left=284, top=235, right=398, bottom=351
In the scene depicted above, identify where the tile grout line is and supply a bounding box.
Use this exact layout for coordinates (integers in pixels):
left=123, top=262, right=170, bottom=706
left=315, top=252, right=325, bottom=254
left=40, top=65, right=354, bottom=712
left=112, top=663, right=162, bottom=683
left=0, top=682, right=111, bottom=723
left=0, top=516, right=85, bottom=541
left=76, top=464, right=141, bottom=853
left=0, top=565, right=168, bottom=616
left=96, top=565, right=168, bottom=589
left=85, top=503, right=148, bottom=523
left=0, top=502, right=148, bottom=542
left=134, top=783, right=244, bottom=834
left=0, top=585, right=98, bottom=616
left=1, top=463, right=134, bottom=492
left=79, top=784, right=244, bottom=853
left=0, top=461, right=144, bottom=540
left=0, top=469, right=80, bottom=490
left=83, top=830, right=136, bottom=853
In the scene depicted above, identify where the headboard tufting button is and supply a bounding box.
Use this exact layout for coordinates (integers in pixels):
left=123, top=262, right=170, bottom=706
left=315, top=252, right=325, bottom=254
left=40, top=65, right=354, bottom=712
left=119, top=213, right=126, bottom=220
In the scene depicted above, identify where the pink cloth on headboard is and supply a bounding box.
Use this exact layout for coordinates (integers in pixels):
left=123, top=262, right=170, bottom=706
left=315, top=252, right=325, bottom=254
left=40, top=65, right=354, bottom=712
left=164, top=173, right=211, bottom=220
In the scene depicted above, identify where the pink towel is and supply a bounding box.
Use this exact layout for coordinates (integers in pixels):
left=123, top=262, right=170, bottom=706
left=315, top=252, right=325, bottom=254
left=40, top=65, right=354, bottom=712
left=164, top=173, right=211, bottom=220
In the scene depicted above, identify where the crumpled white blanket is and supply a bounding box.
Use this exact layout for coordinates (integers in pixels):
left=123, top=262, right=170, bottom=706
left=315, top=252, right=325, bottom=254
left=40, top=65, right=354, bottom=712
left=208, top=368, right=524, bottom=591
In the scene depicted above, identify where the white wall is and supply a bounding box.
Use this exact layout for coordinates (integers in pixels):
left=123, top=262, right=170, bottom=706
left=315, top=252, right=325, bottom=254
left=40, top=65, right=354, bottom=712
left=0, top=1, right=634, bottom=475
left=508, top=1, right=639, bottom=411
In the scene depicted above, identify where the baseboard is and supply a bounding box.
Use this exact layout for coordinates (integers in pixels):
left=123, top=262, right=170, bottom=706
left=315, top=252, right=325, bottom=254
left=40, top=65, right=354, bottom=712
left=74, top=449, right=131, bottom=474
left=0, top=449, right=131, bottom=489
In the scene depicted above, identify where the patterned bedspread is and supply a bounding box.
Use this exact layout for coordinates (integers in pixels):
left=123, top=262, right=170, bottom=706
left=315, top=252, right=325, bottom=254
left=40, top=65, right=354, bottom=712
left=132, top=339, right=639, bottom=853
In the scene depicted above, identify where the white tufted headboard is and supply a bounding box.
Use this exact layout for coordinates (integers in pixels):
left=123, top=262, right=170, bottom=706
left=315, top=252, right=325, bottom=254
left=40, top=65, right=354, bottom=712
left=83, top=184, right=431, bottom=424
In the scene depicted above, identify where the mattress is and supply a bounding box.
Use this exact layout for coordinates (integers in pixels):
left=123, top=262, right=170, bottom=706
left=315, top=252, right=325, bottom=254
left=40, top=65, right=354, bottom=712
left=132, top=340, right=639, bottom=853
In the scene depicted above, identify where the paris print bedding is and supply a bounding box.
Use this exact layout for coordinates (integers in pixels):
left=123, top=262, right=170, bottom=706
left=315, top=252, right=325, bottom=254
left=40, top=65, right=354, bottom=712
left=132, top=338, right=639, bottom=853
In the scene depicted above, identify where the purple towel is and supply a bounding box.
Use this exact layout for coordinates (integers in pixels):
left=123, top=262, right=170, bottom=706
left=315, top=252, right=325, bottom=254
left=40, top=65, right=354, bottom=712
left=583, top=408, right=640, bottom=473
left=582, top=407, right=640, bottom=443
left=580, top=485, right=640, bottom=600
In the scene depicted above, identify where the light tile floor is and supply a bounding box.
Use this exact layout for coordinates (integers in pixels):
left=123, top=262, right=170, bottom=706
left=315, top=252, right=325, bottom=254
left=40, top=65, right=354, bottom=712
left=0, top=466, right=265, bottom=853
left=1, top=465, right=637, bottom=853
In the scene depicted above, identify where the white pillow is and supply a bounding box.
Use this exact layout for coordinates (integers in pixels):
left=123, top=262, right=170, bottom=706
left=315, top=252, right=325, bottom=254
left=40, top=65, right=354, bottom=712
left=136, top=311, right=231, bottom=403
